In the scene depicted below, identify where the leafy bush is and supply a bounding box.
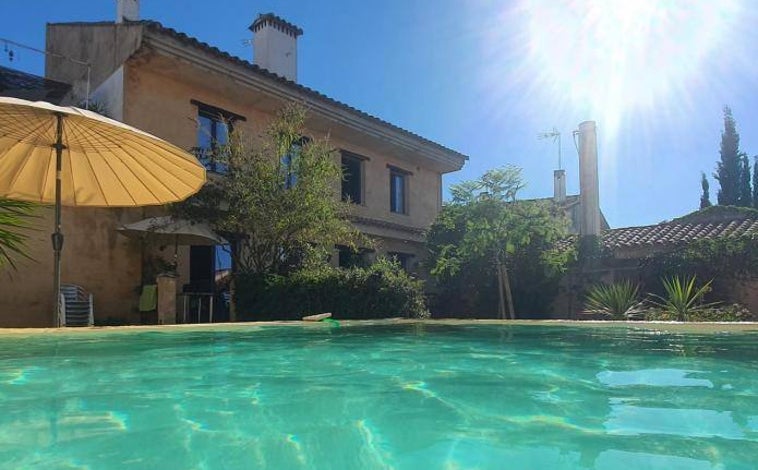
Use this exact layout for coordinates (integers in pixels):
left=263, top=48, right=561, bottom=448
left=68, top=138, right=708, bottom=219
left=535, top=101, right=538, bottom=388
left=645, top=303, right=754, bottom=322
left=235, top=259, right=429, bottom=320
left=639, top=235, right=757, bottom=301
left=584, top=281, right=644, bottom=319
left=649, top=275, right=716, bottom=321
left=426, top=192, right=573, bottom=319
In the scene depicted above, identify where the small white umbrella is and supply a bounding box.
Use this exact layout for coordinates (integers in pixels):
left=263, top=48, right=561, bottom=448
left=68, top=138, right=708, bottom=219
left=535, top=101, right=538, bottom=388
left=118, top=216, right=227, bottom=266
left=0, top=97, right=206, bottom=326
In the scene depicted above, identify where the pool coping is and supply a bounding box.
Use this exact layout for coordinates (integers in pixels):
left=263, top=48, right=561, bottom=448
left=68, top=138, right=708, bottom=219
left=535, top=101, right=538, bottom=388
left=1, top=319, right=757, bottom=335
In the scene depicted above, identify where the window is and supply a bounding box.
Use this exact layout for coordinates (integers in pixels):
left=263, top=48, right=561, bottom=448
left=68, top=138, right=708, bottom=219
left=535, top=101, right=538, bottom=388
left=388, top=252, right=414, bottom=271
left=389, top=167, right=408, bottom=214
left=282, top=137, right=309, bottom=189
left=196, top=112, right=229, bottom=173
left=193, top=101, right=244, bottom=174
left=341, top=151, right=364, bottom=204
left=337, top=245, right=368, bottom=269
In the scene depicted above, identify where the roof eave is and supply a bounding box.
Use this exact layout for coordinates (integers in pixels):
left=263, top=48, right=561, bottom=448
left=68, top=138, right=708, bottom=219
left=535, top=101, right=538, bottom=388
left=139, top=27, right=467, bottom=173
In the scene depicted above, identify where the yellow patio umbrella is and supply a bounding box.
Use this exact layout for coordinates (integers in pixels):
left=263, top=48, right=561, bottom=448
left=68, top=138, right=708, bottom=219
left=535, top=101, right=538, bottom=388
left=0, top=97, right=206, bottom=326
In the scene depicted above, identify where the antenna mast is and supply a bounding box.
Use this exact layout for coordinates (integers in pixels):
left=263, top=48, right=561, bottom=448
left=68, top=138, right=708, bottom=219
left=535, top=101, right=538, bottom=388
left=538, top=127, right=562, bottom=169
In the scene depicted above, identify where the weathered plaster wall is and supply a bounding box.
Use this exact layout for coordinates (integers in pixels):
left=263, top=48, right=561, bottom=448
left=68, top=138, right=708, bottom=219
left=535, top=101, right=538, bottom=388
left=45, top=23, right=143, bottom=103
left=0, top=206, right=144, bottom=327
left=91, top=66, right=125, bottom=120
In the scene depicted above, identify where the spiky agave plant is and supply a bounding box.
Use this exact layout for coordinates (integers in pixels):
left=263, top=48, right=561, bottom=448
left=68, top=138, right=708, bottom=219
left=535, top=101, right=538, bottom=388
left=584, top=280, right=644, bottom=320
left=0, top=198, right=36, bottom=269
left=650, top=275, right=716, bottom=322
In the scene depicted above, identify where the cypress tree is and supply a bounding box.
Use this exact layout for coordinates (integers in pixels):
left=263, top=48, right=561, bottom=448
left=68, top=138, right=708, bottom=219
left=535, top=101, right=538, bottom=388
left=714, top=106, right=741, bottom=206
left=753, top=156, right=758, bottom=209
left=737, top=153, right=752, bottom=207
left=700, top=172, right=711, bottom=209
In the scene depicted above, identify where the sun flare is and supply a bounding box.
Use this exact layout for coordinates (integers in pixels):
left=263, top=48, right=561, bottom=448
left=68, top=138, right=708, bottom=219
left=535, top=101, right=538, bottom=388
left=510, top=0, right=743, bottom=136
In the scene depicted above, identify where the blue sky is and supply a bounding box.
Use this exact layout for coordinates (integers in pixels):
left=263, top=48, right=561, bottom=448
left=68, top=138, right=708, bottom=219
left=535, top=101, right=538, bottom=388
left=3, top=0, right=758, bottom=228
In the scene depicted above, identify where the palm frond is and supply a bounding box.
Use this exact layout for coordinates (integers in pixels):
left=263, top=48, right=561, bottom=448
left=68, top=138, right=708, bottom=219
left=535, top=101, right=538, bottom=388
left=0, top=198, right=37, bottom=269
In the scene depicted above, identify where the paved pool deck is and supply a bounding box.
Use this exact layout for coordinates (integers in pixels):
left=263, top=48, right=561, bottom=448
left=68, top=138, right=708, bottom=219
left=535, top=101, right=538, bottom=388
left=1, top=318, right=757, bottom=335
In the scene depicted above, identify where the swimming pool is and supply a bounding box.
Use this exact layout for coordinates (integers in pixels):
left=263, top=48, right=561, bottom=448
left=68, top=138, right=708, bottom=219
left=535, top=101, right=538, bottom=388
left=0, top=322, right=755, bottom=469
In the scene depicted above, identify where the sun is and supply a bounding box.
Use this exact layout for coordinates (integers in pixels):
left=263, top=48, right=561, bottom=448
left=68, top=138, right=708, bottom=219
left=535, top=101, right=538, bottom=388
left=504, top=0, right=743, bottom=136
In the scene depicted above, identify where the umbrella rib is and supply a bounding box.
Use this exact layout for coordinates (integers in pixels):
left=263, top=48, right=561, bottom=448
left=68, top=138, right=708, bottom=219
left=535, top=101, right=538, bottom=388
left=119, top=136, right=200, bottom=188
left=63, top=120, right=114, bottom=205
left=110, top=138, right=188, bottom=201
left=72, top=112, right=203, bottom=199
left=78, top=150, right=111, bottom=206
left=72, top=122, right=178, bottom=204
left=0, top=108, right=53, bottom=143
left=3, top=117, right=59, bottom=201
left=102, top=143, right=164, bottom=204
left=35, top=117, right=60, bottom=201
left=74, top=123, right=139, bottom=206
left=3, top=140, right=45, bottom=199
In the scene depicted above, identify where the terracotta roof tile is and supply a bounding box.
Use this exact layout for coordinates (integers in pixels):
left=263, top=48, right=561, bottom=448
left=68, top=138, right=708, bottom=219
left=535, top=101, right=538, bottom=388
left=0, top=65, right=71, bottom=104
left=559, top=210, right=758, bottom=253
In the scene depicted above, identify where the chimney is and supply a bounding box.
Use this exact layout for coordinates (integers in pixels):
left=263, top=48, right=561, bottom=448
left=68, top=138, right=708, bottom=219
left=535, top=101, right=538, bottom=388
left=116, top=0, right=140, bottom=23
left=553, top=169, right=566, bottom=203
left=577, top=121, right=601, bottom=236
left=250, top=13, right=303, bottom=82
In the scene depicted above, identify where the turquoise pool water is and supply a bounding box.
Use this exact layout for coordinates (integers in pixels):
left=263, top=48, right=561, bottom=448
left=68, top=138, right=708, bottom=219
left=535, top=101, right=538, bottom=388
left=0, top=323, right=756, bottom=469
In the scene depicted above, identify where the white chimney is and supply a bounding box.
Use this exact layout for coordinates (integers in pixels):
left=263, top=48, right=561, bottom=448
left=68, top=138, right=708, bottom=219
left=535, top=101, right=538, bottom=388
left=553, top=169, right=566, bottom=203
left=250, top=13, right=303, bottom=82
left=116, top=0, right=140, bottom=23
left=577, top=121, right=601, bottom=236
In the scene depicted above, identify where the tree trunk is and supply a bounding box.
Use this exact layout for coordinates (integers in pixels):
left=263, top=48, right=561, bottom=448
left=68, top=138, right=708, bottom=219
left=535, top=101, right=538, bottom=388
left=502, top=262, right=516, bottom=320
left=496, top=258, right=506, bottom=319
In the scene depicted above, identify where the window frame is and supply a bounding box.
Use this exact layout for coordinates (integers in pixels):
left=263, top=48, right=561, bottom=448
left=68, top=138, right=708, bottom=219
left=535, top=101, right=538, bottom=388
left=282, top=136, right=310, bottom=189
left=192, top=100, right=245, bottom=174
left=341, top=150, right=366, bottom=205
left=389, top=165, right=411, bottom=215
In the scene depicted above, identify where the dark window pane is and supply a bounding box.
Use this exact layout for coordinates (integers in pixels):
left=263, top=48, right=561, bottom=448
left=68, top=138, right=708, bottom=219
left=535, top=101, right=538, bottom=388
left=388, top=252, right=413, bottom=271
left=341, top=154, right=362, bottom=204
left=216, top=121, right=229, bottom=145
left=197, top=115, right=213, bottom=151
left=282, top=153, right=297, bottom=189
left=390, top=171, right=405, bottom=214
left=282, top=138, right=308, bottom=189
left=196, top=110, right=231, bottom=174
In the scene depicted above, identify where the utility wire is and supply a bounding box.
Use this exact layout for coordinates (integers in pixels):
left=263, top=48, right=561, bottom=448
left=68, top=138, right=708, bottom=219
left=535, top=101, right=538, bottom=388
left=1, top=37, right=91, bottom=107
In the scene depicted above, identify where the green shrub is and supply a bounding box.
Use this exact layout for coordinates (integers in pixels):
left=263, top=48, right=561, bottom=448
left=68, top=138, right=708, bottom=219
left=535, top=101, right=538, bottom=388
left=639, top=235, right=758, bottom=302
left=235, top=259, right=429, bottom=320
left=649, top=275, right=716, bottom=321
left=584, top=280, right=644, bottom=320
left=645, top=303, right=754, bottom=322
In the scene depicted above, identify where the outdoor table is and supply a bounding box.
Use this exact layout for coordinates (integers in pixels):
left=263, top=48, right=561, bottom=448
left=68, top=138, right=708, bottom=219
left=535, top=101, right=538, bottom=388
left=181, top=292, right=214, bottom=323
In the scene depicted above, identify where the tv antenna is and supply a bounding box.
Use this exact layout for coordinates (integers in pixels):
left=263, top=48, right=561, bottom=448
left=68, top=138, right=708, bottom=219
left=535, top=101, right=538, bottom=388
left=538, top=127, right=562, bottom=169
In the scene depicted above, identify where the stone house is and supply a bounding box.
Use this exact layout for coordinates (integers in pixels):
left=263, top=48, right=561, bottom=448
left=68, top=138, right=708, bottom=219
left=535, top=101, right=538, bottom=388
left=0, top=3, right=467, bottom=327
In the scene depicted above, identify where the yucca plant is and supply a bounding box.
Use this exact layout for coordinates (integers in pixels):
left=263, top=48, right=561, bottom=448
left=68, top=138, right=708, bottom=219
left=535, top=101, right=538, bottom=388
left=0, top=198, right=36, bottom=269
left=584, top=280, right=644, bottom=320
left=650, top=275, right=716, bottom=321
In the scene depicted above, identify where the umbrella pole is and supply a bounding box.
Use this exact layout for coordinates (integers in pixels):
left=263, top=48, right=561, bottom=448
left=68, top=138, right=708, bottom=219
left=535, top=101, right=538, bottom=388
left=52, top=113, right=65, bottom=327
left=174, top=235, right=179, bottom=271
